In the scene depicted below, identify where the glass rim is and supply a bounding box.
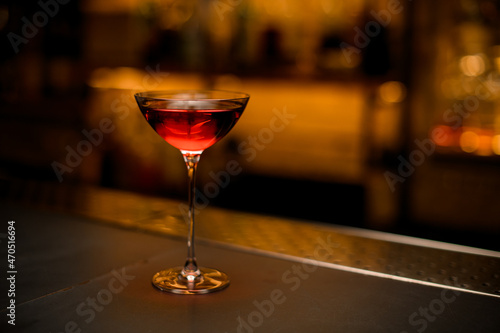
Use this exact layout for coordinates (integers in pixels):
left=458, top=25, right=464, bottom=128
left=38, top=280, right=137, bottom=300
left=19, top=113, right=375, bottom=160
left=134, top=89, right=250, bottom=102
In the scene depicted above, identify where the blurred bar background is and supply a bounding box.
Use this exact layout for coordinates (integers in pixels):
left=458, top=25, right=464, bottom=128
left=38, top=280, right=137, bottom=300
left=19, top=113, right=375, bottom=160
left=1, top=0, right=499, bottom=250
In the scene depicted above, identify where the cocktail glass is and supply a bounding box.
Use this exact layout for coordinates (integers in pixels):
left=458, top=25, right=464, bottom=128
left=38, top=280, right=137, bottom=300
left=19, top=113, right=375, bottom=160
left=134, top=90, right=249, bottom=294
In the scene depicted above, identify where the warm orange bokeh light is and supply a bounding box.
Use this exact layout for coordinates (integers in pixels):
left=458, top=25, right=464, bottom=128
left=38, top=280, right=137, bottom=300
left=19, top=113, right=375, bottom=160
left=460, top=131, right=479, bottom=153
left=491, top=135, right=500, bottom=155
left=379, top=81, right=406, bottom=104
left=459, top=54, right=486, bottom=77
left=477, top=134, right=492, bottom=156
left=431, top=125, right=455, bottom=147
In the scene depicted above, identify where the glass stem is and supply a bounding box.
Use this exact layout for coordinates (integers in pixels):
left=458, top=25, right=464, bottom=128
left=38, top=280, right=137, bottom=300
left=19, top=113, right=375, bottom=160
left=182, top=152, right=201, bottom=281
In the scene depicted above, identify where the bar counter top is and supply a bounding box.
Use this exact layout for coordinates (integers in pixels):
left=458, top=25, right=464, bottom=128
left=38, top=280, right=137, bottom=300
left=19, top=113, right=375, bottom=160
left=0, top=179, right=499, bottom=332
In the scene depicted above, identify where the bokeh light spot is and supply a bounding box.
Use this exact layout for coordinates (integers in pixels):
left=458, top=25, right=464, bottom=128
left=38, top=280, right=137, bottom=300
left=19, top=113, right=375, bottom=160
left=460, top=131, right=479, bottom=153
left=459, top=55, right=485, bottom=77
left=379, top=81, right=406, bottom=104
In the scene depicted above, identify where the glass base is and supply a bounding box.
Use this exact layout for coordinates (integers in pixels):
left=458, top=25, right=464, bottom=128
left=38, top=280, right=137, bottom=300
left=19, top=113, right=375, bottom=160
left=152, top=267, right=229, bottom=294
